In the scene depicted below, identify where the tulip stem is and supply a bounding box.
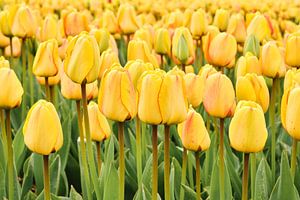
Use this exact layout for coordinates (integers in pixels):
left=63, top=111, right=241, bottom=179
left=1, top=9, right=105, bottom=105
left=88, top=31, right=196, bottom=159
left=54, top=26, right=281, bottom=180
left=21, top=38, right=27, bottom=121
left=81, top=83, right=102, bottom=200
left=96, top=141, right=102, bottom=175
left=75, top=100, right=92, bottom=200
left=0, top=109, right=7, bottom=163
left=118, top=122, right=125, bottom=200
left=242, top=153, right=250, bottom=200
left=160, top=54, right=164, bottom=69
left=9, top=37, right=13, bottom=65
left=136, top=117, right=142, bottom=188
left=219, top=118, right=225, bottom=200
left=182, top=64, right=186, bottom=73
left=45, top=77, right=51, bottom=102
left=152, top=125, right=158, bottom=200
left=291, top=138, right=298, bottom=181
left=250, top=153, right=256, bottom=199
left=164, top=125, right=170, bottom=200
left=27, top=48, right=34, bottom=106
left=179, top=148, right=187, bottom=200
left=5, top=110, right=14, bottom=200
left=43, top=155, right=50, bottom=200
left=50, top=86, right=56, bottom=108
left=195, top=151, right=201, bottom=200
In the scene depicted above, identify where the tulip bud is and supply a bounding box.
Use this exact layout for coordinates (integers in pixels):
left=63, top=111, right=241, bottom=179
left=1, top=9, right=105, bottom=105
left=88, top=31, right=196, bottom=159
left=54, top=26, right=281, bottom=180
left=117, top=3, right=139, bottom=35
left=39, top=15, right=58, bottom=42
left=184, top=73, right=203, bottom=108
left=99, top=48, right=120, bottom=79
left=284, top=68, right=300, bottom=91
left=86, top=101, right=111, bottom=142
left=127, top=39, right=158, bottom=68
left=203, top=72, right=236, bottom=118
left=213, top=9, right=230, bottom=31
left=172, top=27, right=195, bottom=65
left=133, top=28, right=153, bottom=49
left=154, top=28, right=171, bottom=55
left=102, top=10, right=119, bottom=34
left=0, top=5, right=18, bottom=37
left=0, top=68, right=23, bottom=108
left=236, top=52, right=261, bottom=77
left=23, top=100, right=63, bottom=155
left=178, top=108, right=210, bottom=152
left=247, top=13, right=272, bottom=42
left=33, top=39, right=60, bottom=77
left=98, top=64, right=137, bottom=122
left=229, top=100, right=268, bottom=153
left=63, top=11, right=89, bottom=37
left=167, top=10, right=184, bottom=30
left=0, top=30, right=9, bottom=48
left=227, top=13, right=247, bottom=43
left=243, top=34, right=260, bottom=57
left=90, top=28, right=110, bottom=54
left=187, top=9, right=207, bottom=39
left=236, top=73, right=269, bottom=112
left=0, top=56, right=10, bottom=68
left=4, top=36, right=21, bottom=58
left=285, top=32, right=300, bottom=68
left=261, top=41, right=286, bottom=78
left=64, top=32, right=100, bottom=84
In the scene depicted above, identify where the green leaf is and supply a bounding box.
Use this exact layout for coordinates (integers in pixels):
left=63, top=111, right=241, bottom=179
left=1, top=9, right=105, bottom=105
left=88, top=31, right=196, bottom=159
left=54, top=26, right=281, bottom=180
left=31, top=153, right=43, bottom=194
left=13, top=123, right=27, bottom=174
left=182, top=184, right=197, bottom=200
left=70, top=186, right=83, bottom=200
left=133, top=184, right=153, bottom=200
left=254, top=157, right=272, bottom=200
left=170, top=158, right=182, bottom=200
left=58, top=112, right=72, bottom=170
left=21, top=157, right=34, bottom=199
left=50, top=155, right=62, bottom=195
left=103, top=163, right=119, bottom=200
left=0, top=164, right=5, bottom=199
left=141, top=154, right=153, bottom=191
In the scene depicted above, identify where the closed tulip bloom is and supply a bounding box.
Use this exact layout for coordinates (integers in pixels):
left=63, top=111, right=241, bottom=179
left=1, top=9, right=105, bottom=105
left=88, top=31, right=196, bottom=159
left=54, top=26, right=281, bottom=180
left=133, top=28, right=153, bottom=49
left=39, top=15, right=58, bottom=42
left=203, top=72, right=236, bottom=118
left=236, top=73, right=269, bottom=112
left=184, top=73, right=203, bottom=108
left=23, top=100, right=63, bottom=155
left=102, top=10, right=119, bottom=34
left=0, top=56, right=10, bottom=68
left=154, top=28, right=171, bottom=55
left=247, top=14, right=271, bottom=42
left=284, top=68, right=300, bottom=91
left=98, top=64, right=137, bottom=122
left=127, top=39, right=158, bottom=68
left=204, top=32, right=237, bottom=68
left=86, top=101, right=111, bottom=142
left=11, top=5, right=37, bottom=38
left=167, top=10, right=184, bottom=30
left=90, top=28, right=110, bottom=54
left=229, top=100, right=268, bottom=153
left=243, top=34, right=260, bottom=57
left=117, top=3, right=139, bottom=35
left=99, top=48, right=120, bottom=79
left=0, top=5, right=18, bottom=37
left=58, top=37, right=71, bottom=60
left=261, top=41, right=286, bottom=78
left=285, top=32, right=300, bottom=67
left=236, top=52, right=261, bottom=77
left=227, top=13, right=247, bottom=43
left=4, top=36, right=21, bottom=58
left=213, top=9, right=230, bottom=31
left=33, top=39, right=60, bottom=77
left=0, top=30, right=9, bottom=47
left=124, top=59, right=153, bottom=87
left=172, top=27, right=195, bottom=65
left=0, top=68, right=23, bottom=108
left=64, top=32, right=100, bottom=84
left=63, top=11, right=89, bottom=37
left=178, top=109, right=210, bottom=152
left=36, top=74, right=60, bottom=86
left=188, top=9, right=207, bottom=39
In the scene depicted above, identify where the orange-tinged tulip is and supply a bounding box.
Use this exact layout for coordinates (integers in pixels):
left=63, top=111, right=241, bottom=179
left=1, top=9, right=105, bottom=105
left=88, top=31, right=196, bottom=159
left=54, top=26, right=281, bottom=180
left=4, top=36, right=21, bottom=58
left=0, top=56, right=9, bottom=68
left=39, top=15, right=58, bottom=42
left=23, top=100, right=63, bottom=155
left=213, top=9, right=230, bottom=31
left=178, top=108, right=210, bottom=152
left=186, top=9, right=207, bottom=39
left=184, top=73, right=203, bottom=108
left=98, top=64, right=137, bottom=122
left=227, top=13, right=247, bottom=43
left=203, top=72, right=236, bottom=118
left=154, top=27, right=171, bottom=55
left=33, top=39, right=60, bottom=77
left=58, top=37, right=71, bottom=60
left=63, top=11, right=89, bottom=36
left=0, top=30, right=9, bottom=47
left=64, top=32, right=100, bottom=84
left=102, top=10, right=119, bottom=34
left=247, top=13, right=271, bottom=42
left=236, top=73, right=269, bottom=112
left=285, top=32, right=300, bottom=68
left=98, top=48, right=120, bottom=79
left=229, top=100, right=268, bottom=153
left=90, top=28, right=110, bottom=54
left=117, top=3, right=139, bottom=35
left=167, top=10, right=184, bottom=30
left=236, top=52, right=261, bottom=77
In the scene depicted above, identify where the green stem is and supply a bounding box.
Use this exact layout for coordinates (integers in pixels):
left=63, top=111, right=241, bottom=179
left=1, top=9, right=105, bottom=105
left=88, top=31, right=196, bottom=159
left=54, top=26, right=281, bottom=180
left=9, top=37, right=13, bottom=66
left=291, top=138, right=298, bottom=181
left=76, top=100, right=91, bottom=200
left=242, top=153, right=250, bottom=200
left=164, top=125, right=170, bottom=200
left=219, top=118, right=225, bottom=200
left=160, top=54, right=164, bottom=69
left=195, top=151, right=201, bottom=200
left=27, top=48, right=34, bottom=106
left=45, top=77, right=50, bottom=102
left=81, top=83, right=102, bottom=200
left=188, top=151, right=194, bottom=187
left=152, top=125, right=158, bottom=200
left=0, top=109, right=7, bottom=163
left=179, top=148, right=187, bottom=200
left=118, top=122, right=125, bottom=200
left=21, top=38, right=27, bottom=121
left=250, top=153, right=256, bottom=199
left=5, top=110, right=14, bottom=200
left=136, top=117, right=142, bottom=188
left=43, top=155, right=50, bottom=200
left=50, top=86, right=56, bottom=108
left=96, top=141, right=102, bottom=175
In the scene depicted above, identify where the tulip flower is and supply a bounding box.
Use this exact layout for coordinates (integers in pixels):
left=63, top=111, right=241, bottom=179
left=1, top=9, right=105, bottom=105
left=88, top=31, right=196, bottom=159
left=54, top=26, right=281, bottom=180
left=236, top=73, right=269, bottom=112
left=236, top=52, right=261, bottom=77
left=63, top=11, right=89, bottom=36
left=0, top=30, right=9, bottom=48
left=124, top=59, right=153, bottom=87
left=186, top=9, right=207, bottom=39
left=154, top=27, right=171, bottom=56
left=213, top=9, right=230, bottom=31
left=184, top=73, right=203, bottom=108
left=227, top=13, right=247, bottom=43
left=0, top=56, right=9, bottom=68
left=117, top=3, right=139, bottom=35
left=4, top=36, right=21, bottom=58
left=33, top=39, right=60, bottom=77
left=133, top=28, right=153, bottom=49
left=167, top=10, right=184, bottom=30
left=90, top=28, right=110, bottom=54
left=64, top=32, right=100, bottom=84
left=247, top=13, right=272, bottom=42
left=101, top=10, right=119, bottom=34
left=39, top=15, right=59, bottom=42
left=243, top=34, right=260, bottom=58
left=0, top=5, right=18, bottom=37
left=284, top=68, right=300, bottom=91
left=285, top=31, right=300, bottom=68
left=36, top=74, right=60, bottom=86
left=98, top=48, right=120, bottom=79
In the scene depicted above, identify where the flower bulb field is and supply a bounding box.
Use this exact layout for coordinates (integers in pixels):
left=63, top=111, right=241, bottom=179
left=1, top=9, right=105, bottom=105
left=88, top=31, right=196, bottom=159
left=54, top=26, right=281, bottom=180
left=0, top=0, right=300, bottom=199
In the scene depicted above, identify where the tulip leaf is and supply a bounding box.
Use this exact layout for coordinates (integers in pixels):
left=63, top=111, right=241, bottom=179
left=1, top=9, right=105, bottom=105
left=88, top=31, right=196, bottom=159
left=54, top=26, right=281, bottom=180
left=170, top=158, right=181, bottom=200
left=58, top=111, right=72, bottom=170
left=125, top=152, right=138, bottom=191
left=50, top=155, right=61, bottom=195
left=0, top=164, right=5, bottom=199
left=182, top=184, right=197, bottom=200
left=254, top=157, right=272, bottom=200
left=13, top=123, right=27, bottom=174
left=24, top=191, right=37, bottom=200
left=141, top=154, right=153, bottom=191
left=269, top=151, right=299, bottom=200
left=203, top=132, right=217, bottom=187
left=21, top=157, right=34, bottom=198
left=103, top=163, right=119, bottom=200
left=133, top=184, right=152, bottom=200
left=31, top=153, right=44, bottom=194
left=69, top=186, right=82, bottom=200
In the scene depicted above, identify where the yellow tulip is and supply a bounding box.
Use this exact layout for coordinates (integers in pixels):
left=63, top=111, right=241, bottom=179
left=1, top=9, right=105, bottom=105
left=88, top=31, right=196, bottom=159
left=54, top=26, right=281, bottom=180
left=86, top=101, right=111, bottom=142
left=178, top=108, right=210, bottom=152
left=261, top=41, right=286, bottom=78
left=63, top=11, right=89, bottom=37
left=172, top=27, right=195, bottom=65
left=167, top=10, right=184, bottom=30
left=90, top=28, right=110, bottom=54
left=243, top=35, right=260, bottom=58
left=127, top=39, right=158, bottom=68
left=203, top=72, right=236, bottom=118
left=39, top=15, right=58, bottom=42
left=236, top=52, right=261, bottom=77
left=247, top=13, right=271, bottom=42
left=285, top=31, right=300, bottom=68
left=227, top=13, right=247, bottom=43
left=0, top=5, right=18, bottom=37
left=98, top=48, right=120, bottom=79
left=98, top=64, right=137, bottom=122
left=23, top=100, right=63, bottom=155
left=236, top=73, right=269, bottom=112
left=154, top=27, right=171, bottom=55
left=11, top=5, right=37, bottom=38
left=186, top=9, right=207, bottom=39
left=4, top=36, right=21, bottom=58
left=101, top=10, right=120, bottom=34
left=33, top=39, right=60, bottom=77
left=185, top=65, right=194, bottom=73
left=213, top=9, right=230, bottom=31
left=36, top=74, right=60, bottom=86
left=117, top=3, right=139, bottom=35
left=284, top=68, right=300, bottom=91
left=0, top=30, right=9, bottom=47
left=184, top=73, right=203, bottom=108
left=64, top=32, right=100, bottom=84
left=0, top=56, right=9, bottom=68
left=133, top=28, right=153, bottom=49
left=229, top=100, right=268, bottom=153
left=0, top=68, right=23, bottom=109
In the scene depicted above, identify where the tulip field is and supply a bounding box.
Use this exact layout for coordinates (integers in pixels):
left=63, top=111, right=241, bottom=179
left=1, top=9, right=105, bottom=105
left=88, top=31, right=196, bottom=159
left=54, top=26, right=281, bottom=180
left=1, top=0, right=300, bottom=199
